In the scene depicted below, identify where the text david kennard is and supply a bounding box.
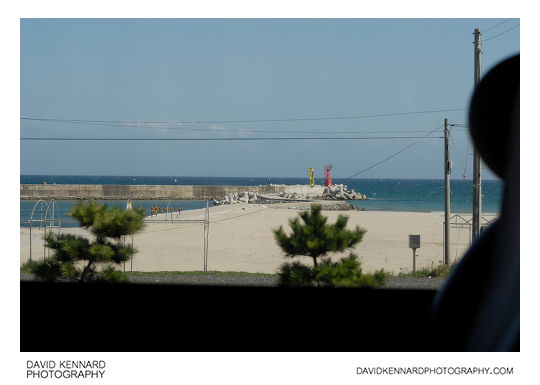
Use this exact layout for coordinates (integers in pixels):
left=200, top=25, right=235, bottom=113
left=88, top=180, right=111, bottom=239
left=27, top=360, right=106, bottom=379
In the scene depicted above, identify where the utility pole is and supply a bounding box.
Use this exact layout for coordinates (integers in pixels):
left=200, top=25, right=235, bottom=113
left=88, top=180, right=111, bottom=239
left=444, top=118, right=451, bottom=265
left=472, top=28, right=482, bottom=241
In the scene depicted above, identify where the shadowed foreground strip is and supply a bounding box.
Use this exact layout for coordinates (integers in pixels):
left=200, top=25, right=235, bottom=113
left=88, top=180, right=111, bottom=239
left=20, top=281, right=437, bottom=352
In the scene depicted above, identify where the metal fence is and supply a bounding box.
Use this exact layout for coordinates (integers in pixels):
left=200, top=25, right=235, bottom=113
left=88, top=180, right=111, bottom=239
left=443, top=213, right=499, bottom=261
left=21, top=199, right=211, bottom=271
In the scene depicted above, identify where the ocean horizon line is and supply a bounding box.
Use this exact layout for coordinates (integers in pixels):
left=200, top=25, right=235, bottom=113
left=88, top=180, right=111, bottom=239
left=20, top=174, right=502, bottom=182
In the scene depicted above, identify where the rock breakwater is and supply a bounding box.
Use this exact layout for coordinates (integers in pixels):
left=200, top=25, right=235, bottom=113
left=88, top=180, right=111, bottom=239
left=212, top=184, right=366, bottom=206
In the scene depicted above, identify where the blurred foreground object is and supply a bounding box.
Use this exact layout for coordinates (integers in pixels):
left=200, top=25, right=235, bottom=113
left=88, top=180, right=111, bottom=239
left=430, top=55, right=519, bottom=351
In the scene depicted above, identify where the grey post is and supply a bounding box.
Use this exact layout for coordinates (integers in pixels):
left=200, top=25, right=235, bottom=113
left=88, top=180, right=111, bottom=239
left=203, top=200, right=209, bottom=271
left=131, top=234, right=134, bottom=272
left=444, top=118, right=451, bottom=264
left=409, top=235, right=420, bottom=273
left=43, top=207, right=47, bottom=260
left=472, top=28, right=482, bottom=241
left=29, top=220, right=32, bottom=261
left=123, top=235, right=126, bottom=272
left=206, top=200, right=210, bottom=271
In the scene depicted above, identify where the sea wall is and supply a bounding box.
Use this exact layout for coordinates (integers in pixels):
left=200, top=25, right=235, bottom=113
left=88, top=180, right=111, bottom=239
left=20, top=184, right=287, bottom=200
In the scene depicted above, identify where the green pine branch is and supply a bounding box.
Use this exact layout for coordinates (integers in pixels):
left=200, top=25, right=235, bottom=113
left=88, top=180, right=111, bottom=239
left=24, top=200, right=145, bottom=283
left=273, top=205, right=366, bottom=267
left=273, top=204, right=385, bottom=287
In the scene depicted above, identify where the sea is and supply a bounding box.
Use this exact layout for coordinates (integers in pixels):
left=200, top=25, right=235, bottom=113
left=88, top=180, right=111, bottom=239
left=20, top=175, right=503, bottom=228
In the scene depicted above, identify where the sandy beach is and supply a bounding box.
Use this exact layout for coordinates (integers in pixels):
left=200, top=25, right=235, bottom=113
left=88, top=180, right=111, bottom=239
left=20, top=204, right=497, bottom=275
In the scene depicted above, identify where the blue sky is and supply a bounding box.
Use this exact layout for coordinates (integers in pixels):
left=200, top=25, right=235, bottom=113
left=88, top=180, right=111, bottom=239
left=20, top=18, right=519, bottom=179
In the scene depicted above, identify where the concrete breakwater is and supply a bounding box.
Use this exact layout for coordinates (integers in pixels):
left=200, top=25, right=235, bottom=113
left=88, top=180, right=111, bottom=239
left=20, top=184, right=287, bottom=200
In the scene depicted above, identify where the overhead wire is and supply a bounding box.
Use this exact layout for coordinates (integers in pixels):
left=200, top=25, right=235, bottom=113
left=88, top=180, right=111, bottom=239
left=20, top=107, right=467, bottom=126
left=463, top=139, right=469, bottom=178
left=450, top=124, right=471, bottom=178
left=449, top=123, right=470, bottom=176
left=448, top=131, right=466, bottom=175
left=343, top=124, right=444, bottom=180
left=20, top=135, right=444, bottom=142
left=21, top=122, right=467, bottom=135
left=20, top=108, right=464, bottom=176
left=482, top=24, right=520, bottom=42
left=483, top=19, right=513, bottom=33
left=21, top=107, right=470, bottom=136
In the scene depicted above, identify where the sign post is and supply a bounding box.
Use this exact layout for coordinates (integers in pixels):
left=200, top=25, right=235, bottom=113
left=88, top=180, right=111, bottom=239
left=409, top=235, right=421, bottom=273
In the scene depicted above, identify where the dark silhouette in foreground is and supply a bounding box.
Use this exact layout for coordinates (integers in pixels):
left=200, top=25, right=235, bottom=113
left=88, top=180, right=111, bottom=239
left=429, top=54, right=519, bottom=351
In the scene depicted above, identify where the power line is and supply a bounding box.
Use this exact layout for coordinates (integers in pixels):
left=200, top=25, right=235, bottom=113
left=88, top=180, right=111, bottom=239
left=20, top=107, right=467, bottom=126
left=482, top=24, right=520, bottom=42
left=20, top=135, right=444, bottom=142
left=21, top=121, right=455, bottom=135
left=343, top=124, right=444, bottom=180
left=483, top=19, right=513, bottom=33
left=463, top=139, right=469, bottom=178
left=448, top=131, right=466, bottom=174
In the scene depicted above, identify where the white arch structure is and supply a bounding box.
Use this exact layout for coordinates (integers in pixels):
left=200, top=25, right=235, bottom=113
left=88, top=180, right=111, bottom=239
left=27, top=199, right=62, bottom=261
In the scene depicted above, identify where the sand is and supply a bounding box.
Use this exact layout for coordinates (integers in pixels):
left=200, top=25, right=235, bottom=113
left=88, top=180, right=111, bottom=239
left=19, top=204, right=498, bottom=275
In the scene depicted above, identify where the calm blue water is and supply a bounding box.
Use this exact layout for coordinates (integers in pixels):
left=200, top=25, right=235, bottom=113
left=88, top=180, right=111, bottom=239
left=20, top=175, right=503, bottom=227
left=20, top=200, right=208, bottom=228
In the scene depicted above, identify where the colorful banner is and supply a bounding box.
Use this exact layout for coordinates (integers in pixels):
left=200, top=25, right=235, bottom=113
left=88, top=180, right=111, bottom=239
left=308, top=167, right=315, bottom=187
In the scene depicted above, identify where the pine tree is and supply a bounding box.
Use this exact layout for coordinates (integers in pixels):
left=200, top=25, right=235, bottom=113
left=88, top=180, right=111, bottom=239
left=273, top=204, right=386, bottom=287
left=273, top=204, right=365, bottom=267
left=23, top=200, right=145, bottom=283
